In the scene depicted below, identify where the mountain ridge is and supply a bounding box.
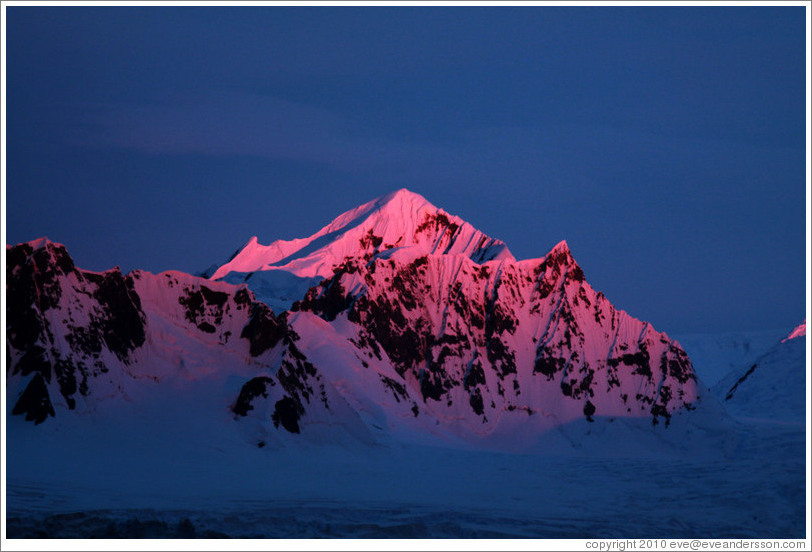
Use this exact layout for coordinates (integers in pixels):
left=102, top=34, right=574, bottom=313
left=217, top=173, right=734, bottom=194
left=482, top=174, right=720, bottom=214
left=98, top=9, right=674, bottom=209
left=7, top=189, right=709, bottom=449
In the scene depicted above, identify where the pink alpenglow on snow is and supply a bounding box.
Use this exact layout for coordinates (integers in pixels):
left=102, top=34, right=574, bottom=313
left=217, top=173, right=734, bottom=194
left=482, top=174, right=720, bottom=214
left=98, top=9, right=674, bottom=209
left=781, top=320, right=806, bottom=342
left=209, top=188, right=514, bottom=281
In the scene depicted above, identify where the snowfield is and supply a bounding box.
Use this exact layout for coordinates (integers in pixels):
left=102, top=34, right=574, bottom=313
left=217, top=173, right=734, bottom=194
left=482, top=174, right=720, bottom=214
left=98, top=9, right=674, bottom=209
left=5, top=427, right=806, bottom=539
left=5, top=392, right=806, bottom=538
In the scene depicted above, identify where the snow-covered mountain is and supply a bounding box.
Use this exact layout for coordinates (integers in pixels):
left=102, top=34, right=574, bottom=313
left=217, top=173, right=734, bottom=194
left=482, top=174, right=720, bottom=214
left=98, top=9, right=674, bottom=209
left=7, top=238, right=266, bottom=422
left=7, top=189, right=706, bottom=449
left=210, top=188, right=514, bottom=281
left=289, top=238, right=700, bottom=435
left=207, top=188, right=513, bottom=312
left=713, top=320, right=806, bottom=424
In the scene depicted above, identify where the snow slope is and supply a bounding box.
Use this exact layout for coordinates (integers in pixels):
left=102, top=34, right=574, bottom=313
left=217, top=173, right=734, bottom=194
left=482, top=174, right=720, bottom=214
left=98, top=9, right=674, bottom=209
left=209, top=188, right=514, bottom=281
left=713, top=320, right=807, bottom=424
left=783, top=320, right=806, bottom=342
left=674, top=327, right=794, bottom=387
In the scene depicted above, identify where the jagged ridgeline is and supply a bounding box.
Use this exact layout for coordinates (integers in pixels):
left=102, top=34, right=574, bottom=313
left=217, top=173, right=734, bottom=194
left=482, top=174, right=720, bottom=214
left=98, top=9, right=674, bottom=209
left=6, top=189, right=700, bottom=445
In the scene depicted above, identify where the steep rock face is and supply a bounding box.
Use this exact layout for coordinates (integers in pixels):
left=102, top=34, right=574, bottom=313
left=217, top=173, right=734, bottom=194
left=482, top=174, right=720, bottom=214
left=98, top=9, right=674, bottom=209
left=230, top=327, right=325, bottom=436
left=292, top=240, right=699, bottom=428
left=5, top=240, right=320, bottom=432
left=6, top=239, right=147, bottom=419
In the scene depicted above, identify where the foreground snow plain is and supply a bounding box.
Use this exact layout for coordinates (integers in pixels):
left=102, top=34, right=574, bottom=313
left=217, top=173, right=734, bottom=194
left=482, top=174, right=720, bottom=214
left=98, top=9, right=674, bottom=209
left=5, top=381, right=806, bottom=539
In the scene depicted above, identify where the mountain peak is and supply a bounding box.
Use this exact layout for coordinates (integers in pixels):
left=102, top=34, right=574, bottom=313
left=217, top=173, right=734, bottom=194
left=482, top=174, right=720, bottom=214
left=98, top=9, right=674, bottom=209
left=210, top=189, right=514, bottom=280
left=13, top=237, right=72, bottom=259
left=26, top=237, right=60, bottom=251
left=8, top=237, right=76, bottom=276
left=544, top=239, right=578, bottom=268
left=382, top=187, right=427, bottom=204
left=550, top=239, right=570, bottom=255
left=369, top=188, right=435, bottom=220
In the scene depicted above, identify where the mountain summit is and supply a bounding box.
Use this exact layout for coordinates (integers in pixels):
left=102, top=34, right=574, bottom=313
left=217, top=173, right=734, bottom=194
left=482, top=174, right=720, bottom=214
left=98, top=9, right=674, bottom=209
left=209, top=189, right=514, bottom=281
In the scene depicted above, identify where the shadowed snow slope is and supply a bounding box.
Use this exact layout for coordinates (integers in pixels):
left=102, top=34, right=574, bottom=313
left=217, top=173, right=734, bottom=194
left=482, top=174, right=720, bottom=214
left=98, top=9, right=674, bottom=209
left=714, top=321, right=807, bottom=424
left=674, top=327, right=794, bottom=387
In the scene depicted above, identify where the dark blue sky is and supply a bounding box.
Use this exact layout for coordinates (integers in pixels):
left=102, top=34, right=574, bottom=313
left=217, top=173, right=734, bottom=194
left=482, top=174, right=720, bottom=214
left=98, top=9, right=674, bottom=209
left=4, top=6, right=807, bottom=334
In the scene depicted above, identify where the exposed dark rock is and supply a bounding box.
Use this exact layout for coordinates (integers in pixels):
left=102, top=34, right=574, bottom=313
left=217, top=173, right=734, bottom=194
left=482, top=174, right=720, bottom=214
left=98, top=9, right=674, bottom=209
left=6, top=242, right=146, bottom=416
left=6, top=245, right=61, bottom=353
left=533, top=349, right=566, bottom=380
left=12, top=345, right=51, bottom=378
left=725, top=364, right=757, bottom=401
left=241, top=303, right=286, bottom=356
left=359, top=229, right=384, bottom=250
left=12, top=373, right=55, bottom=424
left=661, top=345, right=695, bottom=384
left=419, top=368, right=448, bottom=402
left=380, top=375, right=409, bottom=403
left=294, top=276, right=355, bottom=321
left=92, top=272, right=146, bottom=361
left=274, top=337, right=321, bottom=416
left=608, top=345, right=653, bottom=380
left=463, top=359, right=487, bottom=391
left=415, top=212, right=460, bottom=239
left=53, top=357, right=81, bottom=409
left=348, top=293, right=424, bottom=375
left=198, top=322, right=216, bottom=334
left=234, top=287, right=252, bottom=307
left=272, top=396, right=302, bottom=434
left=179, top=285, right=229, bottom=333
left=469, top=387, right=484, bottom=416
left=568, top=265, right=585, bottom=283
left=583, top=399, right=596, bottom=422
left=233, top=377, right=276, bottom=416
left=561, top=379, right=573, bottom=397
